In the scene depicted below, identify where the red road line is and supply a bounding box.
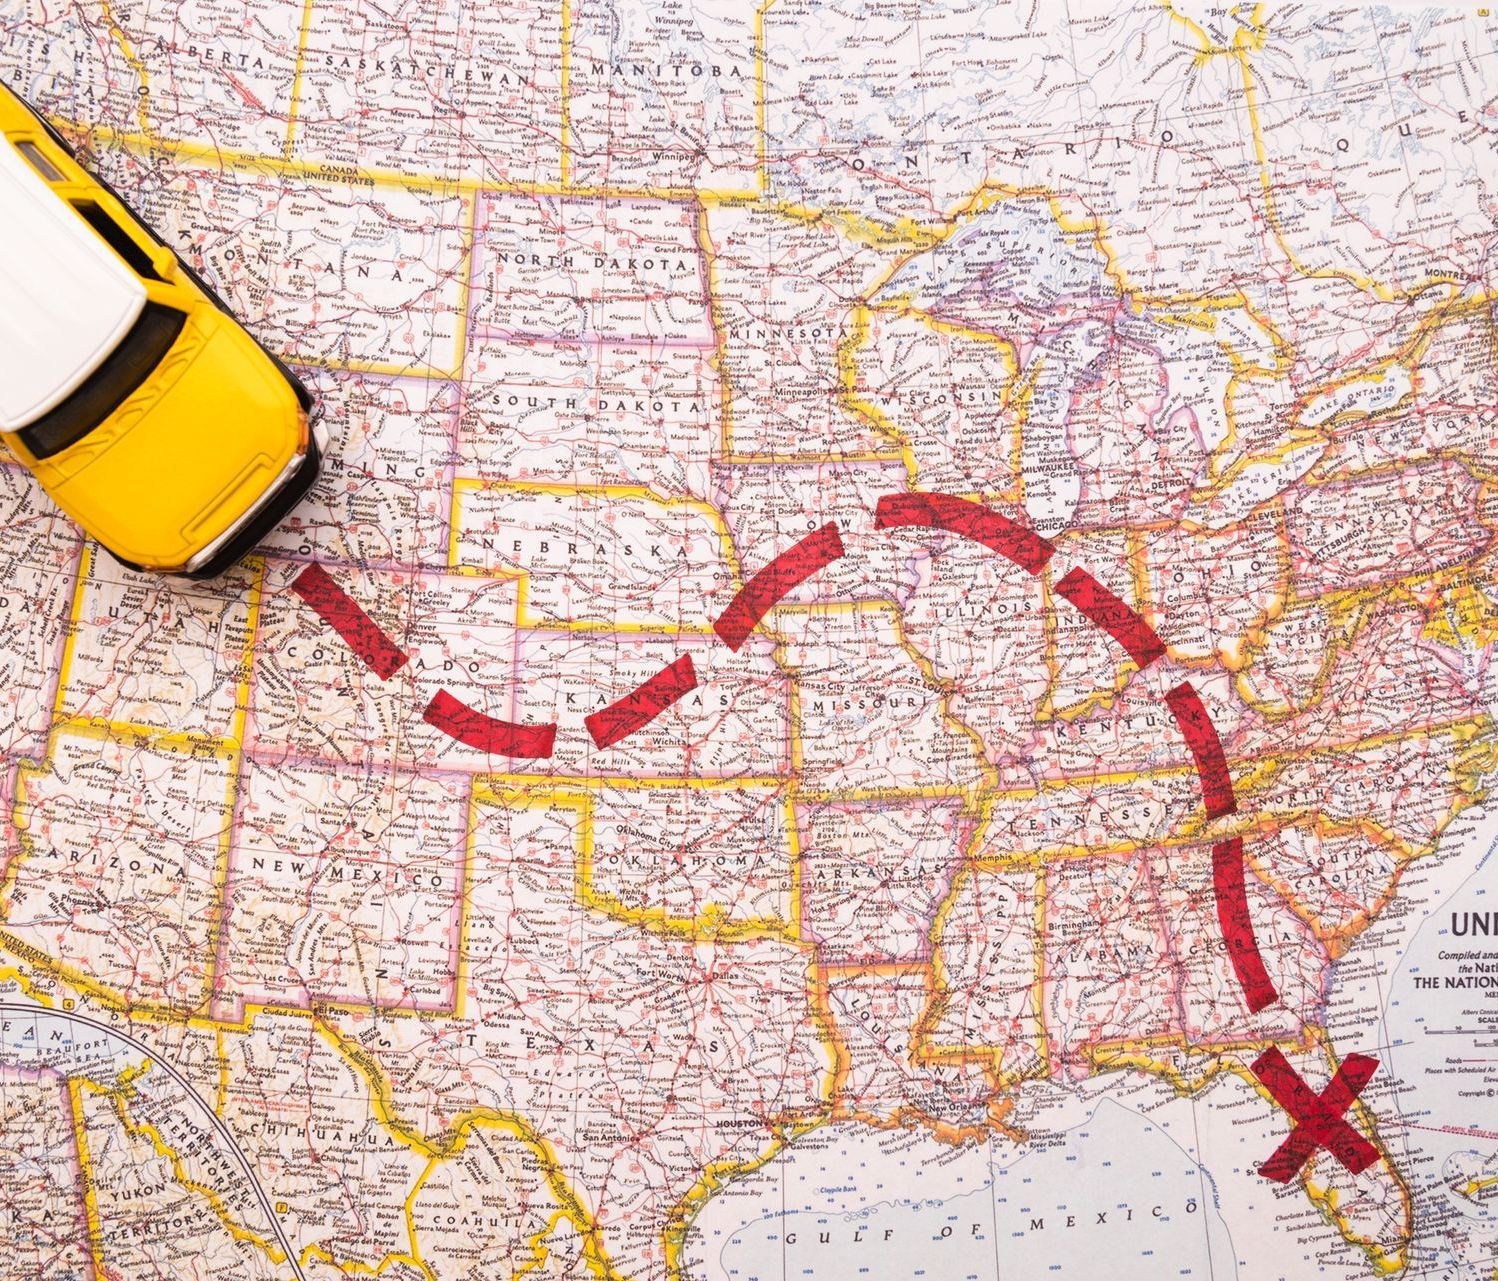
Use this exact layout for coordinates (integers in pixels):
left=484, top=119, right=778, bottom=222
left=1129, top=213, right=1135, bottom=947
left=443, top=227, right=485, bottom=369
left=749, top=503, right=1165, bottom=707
left=585, top=654, right=698, bottom=749
left=291, top=527, right=1314, bottom=1175
left=874, top=492, right=1054, bottom=574
left=713, top=523, right=845, bottom=651
left=1165, top=681, right=1237, bottom=819
left=1252, top=1046, right=1381, bottom=1181
left=422, top=690, right=556, bottom=759
left=1055, top=568, right=1166, bottom=669
left=1211, top=838, right=1279, bottom=1013
left=290, top=564, right=409, bottom=679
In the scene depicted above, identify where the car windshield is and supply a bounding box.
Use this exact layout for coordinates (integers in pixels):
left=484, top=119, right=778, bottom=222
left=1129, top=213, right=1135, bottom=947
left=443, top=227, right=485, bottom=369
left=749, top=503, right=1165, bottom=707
left=16, top=301, right=185, bottom=459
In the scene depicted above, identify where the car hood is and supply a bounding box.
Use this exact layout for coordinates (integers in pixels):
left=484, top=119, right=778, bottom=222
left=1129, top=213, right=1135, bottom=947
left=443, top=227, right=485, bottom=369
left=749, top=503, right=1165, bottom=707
left=49, top=316, right=303, bottom=570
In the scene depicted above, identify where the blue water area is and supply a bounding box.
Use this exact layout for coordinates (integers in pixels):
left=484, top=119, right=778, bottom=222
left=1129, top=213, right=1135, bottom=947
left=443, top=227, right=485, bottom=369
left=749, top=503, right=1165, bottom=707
left=714, top=1098, right=1237, bottom=1280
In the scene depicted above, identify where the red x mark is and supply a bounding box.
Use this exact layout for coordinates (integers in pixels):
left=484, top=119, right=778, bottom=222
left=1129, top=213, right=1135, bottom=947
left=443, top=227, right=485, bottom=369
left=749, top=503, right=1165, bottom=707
left=1251, top=1046, right=1380, bottom=1182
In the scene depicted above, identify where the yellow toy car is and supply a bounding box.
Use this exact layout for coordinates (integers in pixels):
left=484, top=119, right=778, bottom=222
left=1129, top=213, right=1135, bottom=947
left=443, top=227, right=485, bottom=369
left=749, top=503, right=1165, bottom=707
left=0, top=80, right=321, bottom=577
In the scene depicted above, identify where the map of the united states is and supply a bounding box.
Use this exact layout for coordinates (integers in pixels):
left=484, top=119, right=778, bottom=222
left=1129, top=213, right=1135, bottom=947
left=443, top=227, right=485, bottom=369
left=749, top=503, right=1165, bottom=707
left=2, top=2, right=1497, bottom=1278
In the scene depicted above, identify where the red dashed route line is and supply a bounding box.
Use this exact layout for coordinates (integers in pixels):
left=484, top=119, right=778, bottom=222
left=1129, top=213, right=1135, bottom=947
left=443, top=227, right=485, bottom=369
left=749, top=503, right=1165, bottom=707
left=285, top=489, right=1387, bottom=1178
left=1165, top=680, right=1238, bottom=820
left=288, top=566, right=558, bottom=759
left=289, top=563, right=409, bottom=680
left=873, top=491, right=1053, bottom=574
left=422, top=689, right=557, bottom=759
left=713, top=522, right=846, bottom=651
left=585, top=654, right=698, bottom=749
left=1212, top=838, right=1279, bottom=1015
left=1055, top=568, right=1168, bottom=669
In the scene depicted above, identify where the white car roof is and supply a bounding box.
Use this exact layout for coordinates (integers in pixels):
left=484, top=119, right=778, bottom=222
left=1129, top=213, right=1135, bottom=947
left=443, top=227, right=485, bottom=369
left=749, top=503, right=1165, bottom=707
left=0, top=134, right=147, bottom=432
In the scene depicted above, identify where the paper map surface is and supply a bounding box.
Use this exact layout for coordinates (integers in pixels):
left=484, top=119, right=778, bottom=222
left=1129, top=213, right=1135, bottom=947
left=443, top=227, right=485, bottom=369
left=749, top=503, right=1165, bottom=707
left=2, top=2, right=1498, bottom=1278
